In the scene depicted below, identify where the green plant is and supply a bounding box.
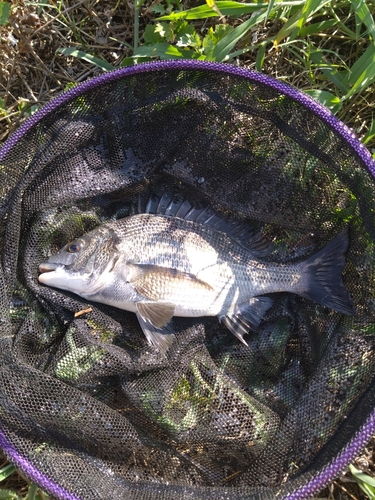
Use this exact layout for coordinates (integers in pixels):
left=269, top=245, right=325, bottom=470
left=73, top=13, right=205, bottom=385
left=0, top=462, right=49, bottom=499
left=349, top=464, right=375, bottom=499
left=54, top=0, right=375, bottom=146
left=0, top=2, right=10, bottom=26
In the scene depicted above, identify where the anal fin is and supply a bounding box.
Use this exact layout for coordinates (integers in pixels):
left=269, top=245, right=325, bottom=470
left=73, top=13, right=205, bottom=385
left=220, top=296, right=273, bottom=345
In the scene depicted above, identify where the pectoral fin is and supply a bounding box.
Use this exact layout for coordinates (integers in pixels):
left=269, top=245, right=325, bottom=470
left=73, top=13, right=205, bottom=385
left=220, top=296, right=273, bottom=345
left=136, top=302, right=175, bottom=353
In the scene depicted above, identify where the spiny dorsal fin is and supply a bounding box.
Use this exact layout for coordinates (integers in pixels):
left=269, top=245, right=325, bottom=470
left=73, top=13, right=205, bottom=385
left=134, top=193, right=272, bottom=258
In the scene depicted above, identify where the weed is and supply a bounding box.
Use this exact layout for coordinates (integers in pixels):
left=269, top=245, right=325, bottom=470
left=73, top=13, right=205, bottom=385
left=350, top=464, right=375, bottom=499
left=44, top=0, right=375, bottom=148
left=0, top=2, right=10, bottom=26
left=0, top=461, right=49, bottom=499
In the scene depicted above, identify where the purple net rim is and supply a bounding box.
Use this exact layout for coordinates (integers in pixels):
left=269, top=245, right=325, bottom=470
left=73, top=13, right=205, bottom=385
left=1, top=60, right=375, bottom=178
left=0, top=59, right=374, bottom=499
left=286, top=411, right=375, bottom=499
left=0, top=432, right=80, bottom=500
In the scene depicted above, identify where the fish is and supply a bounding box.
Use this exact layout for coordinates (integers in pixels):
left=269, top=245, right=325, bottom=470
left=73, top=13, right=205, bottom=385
left=38, top=195, right=355, bottom=353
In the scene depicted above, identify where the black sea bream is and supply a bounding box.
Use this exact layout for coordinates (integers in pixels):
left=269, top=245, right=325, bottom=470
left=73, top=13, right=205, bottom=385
left=39, top=200, right=355, bottom=353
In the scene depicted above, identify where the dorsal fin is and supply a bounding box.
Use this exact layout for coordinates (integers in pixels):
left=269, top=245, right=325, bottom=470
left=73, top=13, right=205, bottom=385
left=133, top=192, right=272, bottom=257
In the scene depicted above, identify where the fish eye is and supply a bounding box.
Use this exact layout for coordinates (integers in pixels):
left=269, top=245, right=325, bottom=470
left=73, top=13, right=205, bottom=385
left=67, top=242, right=81, bottom=253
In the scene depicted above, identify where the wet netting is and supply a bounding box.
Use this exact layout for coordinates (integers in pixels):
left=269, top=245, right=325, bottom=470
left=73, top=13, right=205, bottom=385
left=0, top=61, right=375, bottom=499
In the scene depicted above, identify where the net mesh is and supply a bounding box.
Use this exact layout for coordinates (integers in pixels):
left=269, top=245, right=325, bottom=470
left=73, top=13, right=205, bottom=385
left=0, top=63, right=375, bottom=499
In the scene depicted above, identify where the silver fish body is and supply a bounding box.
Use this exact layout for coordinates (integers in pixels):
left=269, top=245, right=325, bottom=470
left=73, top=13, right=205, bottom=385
left=38, top=211, right=355, bottom=352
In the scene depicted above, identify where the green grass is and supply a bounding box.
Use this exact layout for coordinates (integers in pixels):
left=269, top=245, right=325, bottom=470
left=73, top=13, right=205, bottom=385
left=1, top=0, right=375, bottom=147
left=0, top=2, right=10, bottom=26
left=350, top=464, right=375, bottom=499
left=0, top=462, right=49, bottom=499
left=52, top=0, right=375, bottom=150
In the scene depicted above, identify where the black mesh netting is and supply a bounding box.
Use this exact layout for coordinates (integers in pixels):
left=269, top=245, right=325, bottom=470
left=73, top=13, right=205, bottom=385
left=0, top=62, right=375, bottom=499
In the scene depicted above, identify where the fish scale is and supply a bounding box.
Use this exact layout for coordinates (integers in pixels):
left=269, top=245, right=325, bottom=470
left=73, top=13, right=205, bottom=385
left=116, top=215, right=301, bottom=299
left=38, top=206, right=355, bottom=353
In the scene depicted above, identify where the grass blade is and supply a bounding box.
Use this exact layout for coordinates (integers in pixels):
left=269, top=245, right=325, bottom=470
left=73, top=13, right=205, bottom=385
left=265, top=0, right=276, bottom=23
left=274, top=0, right=331, bottom=46
left=212, top=8, right=268, bottom=61
left=328, top=5, right=357, bottom=38
left=309, top=50, right=349, bottom=93
left=345, top=63, right=375, bottom=99
left=342, top=44, right=375, bottom=99
left=0, top=489, right=20, bottom=499
left=363, top=117, right=375, bottom=145
left=255, top=42, right=267, bottom=71
left=295, top=0, right=323, bottom=30
left=0, top=463, right=17, bottom=481
left=304, top=89, right=342, bottom=113
left=351, top=0, right=375, bottom=41
left=349, top=464, right=375, bottom=498
left=57, top=48, right=115, bottom=72
left=0, top=1, right=10, bottom=25
left=133, top=43, right=202, bottom=59
left=274, top=11, right=300, bottom=46
left=159, top=1, right=269, bottom=20
left=344, top=43, right=375, bottom=85
left=298, top=18, right=336, bottom=36
left=26, top=483, right=39, bottom=500
left=205, top=0, right=224, bottom=18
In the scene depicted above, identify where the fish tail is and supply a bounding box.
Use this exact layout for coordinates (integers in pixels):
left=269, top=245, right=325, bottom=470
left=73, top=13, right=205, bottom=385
left=299, top=228, right=355, bottom=315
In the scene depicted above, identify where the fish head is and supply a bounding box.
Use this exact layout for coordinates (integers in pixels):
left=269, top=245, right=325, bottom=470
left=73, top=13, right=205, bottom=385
left=38, top=226, right=119, bottom=296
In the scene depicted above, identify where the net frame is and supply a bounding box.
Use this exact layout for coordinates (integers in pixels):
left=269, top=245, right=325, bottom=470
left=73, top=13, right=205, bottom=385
left=0, top=59, right=374, bottom=499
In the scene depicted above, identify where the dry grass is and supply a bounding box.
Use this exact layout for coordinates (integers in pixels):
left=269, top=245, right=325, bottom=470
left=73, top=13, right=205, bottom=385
left=0, top=0, right=135, bottom=141
left=0, top=1, right=375, bottom=498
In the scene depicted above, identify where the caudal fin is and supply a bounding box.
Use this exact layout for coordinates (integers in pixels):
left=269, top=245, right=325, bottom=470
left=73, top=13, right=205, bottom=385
left=299, top=229, right=355, bottom=315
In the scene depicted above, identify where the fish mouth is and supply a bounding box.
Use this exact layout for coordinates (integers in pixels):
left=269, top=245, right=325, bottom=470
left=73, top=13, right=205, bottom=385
left=38, top=262, right=67, bottom=287
left=38, top=263, right=90, bottom=295
left=38, top=262, right=58, bottom=274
